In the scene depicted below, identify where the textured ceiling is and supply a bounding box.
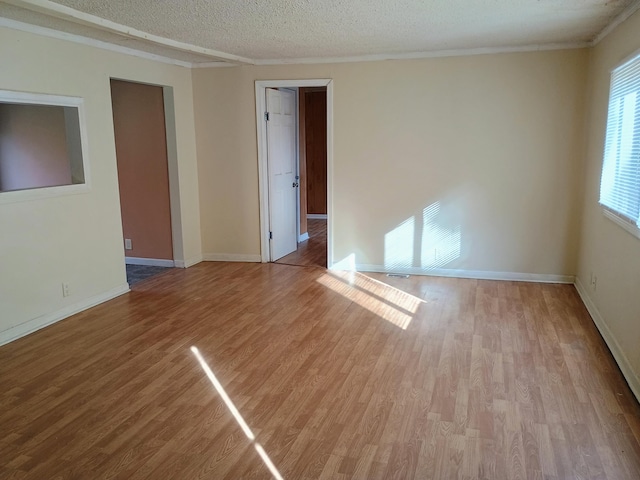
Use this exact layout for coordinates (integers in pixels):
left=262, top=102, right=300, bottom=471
left=1, top=0, right=638, bottom=65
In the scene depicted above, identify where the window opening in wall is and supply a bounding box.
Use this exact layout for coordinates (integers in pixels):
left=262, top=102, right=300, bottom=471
left=0, top=91, right=87, bottom=194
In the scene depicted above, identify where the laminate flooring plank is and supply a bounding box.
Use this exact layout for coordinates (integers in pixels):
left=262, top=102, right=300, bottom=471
left=1, top=263, right=639, bottom=479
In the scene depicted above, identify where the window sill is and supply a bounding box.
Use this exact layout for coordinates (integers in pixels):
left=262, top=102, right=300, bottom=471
left=0, top=183, right=90, bottom=205
left=602, top=207, right=640, bottom=241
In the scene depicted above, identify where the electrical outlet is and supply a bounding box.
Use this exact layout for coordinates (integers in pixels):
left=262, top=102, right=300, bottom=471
left=124, top=238, right=132, bottom=250
left=590, top=272, right=597, bottom=291
left=62, top=282, right=70, bottom=297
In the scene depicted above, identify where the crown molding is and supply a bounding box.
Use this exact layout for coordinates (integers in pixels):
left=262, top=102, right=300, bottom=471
left=0, top=17, right=195, bottom=67
left=0, top=17, right=588, bottom=70
left=3, top=0, right=253, bottom=65
left=191, top=62, right=237, bottom=68
left=3, top=0, right=639, bottom=70
left=252, top=42, right=590, bottom=66
left=591, top=0, right=640, bottom=46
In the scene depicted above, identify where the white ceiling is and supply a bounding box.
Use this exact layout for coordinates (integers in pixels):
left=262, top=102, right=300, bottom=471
left=1, top=0, right=639, bottom=66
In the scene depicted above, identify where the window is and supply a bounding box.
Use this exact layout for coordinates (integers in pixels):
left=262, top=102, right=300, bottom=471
left=599, top=52, right=640, bottom=237
left=0, top=90, right=89, bottom=203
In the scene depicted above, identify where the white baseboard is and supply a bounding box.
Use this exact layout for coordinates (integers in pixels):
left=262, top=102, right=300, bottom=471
left=298, top=232, right=310, bottom=243
left=0, top=283, right=130, bottom=347
left=307, top=214, right=327, bottom=220
left=174, top=255, right=203, bottom=268
left=203, top=253, right=262, bottom=263
left=574, top=278, right=640, bottom=403
left=341, top=264, right=575, bottom=284
left=125, top=257, right=175, bottom=267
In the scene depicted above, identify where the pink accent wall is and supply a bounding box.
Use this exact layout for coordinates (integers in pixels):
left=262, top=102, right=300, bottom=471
left=0, top=104, right=71, bottom=192
left=111, top=80, right=173, bottom=261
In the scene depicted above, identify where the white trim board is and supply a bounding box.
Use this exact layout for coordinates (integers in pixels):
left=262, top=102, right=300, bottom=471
left=203, top=253, right=262, bottom=262
left=174, top=255, right=203, bottom=268
left=0, top=283, right=130, bottom=346
left=125, top=257, right=175, bottom=267
left=298, top=232, right=310, bottom=243
left=338, top=264, right=575, bottom=284
left=602, top=207, right=640, bottom=241
left=4, top=0, right=253, bottom=65
left=254, top=42, right=589, bottom=66
left=574, top=278, right=640, bottom=403
left=0, top=17, right=193, bottom=68
left=591, top=0, right=640, bottom=46
left=307, top=214, right=327, bottom=220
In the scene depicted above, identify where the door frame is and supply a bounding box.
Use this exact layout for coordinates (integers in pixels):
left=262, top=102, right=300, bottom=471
left=255, top=79, right=334, bottom=266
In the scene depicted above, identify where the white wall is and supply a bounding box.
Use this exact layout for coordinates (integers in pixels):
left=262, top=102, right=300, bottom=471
left=193, top=50, right=589, bottom=279
left=0, top=27, right=202, bottom=344
left=575, top=9, right=640, bottom=399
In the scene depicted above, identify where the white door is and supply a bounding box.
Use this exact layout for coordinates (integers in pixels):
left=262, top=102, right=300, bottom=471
left=266, top=88, right=298, bottom=261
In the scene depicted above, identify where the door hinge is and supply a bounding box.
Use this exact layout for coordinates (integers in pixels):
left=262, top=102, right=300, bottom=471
left=269, top=231, right=273, bottom=240
left=264, top=112, right=270, bottom=121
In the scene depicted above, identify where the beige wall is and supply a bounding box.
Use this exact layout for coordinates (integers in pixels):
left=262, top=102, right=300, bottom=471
left=193, top=50, right=588, bottom=276
left=576, top=9, right=640, bottom=397
left=0, top=27, right=201, bottom=342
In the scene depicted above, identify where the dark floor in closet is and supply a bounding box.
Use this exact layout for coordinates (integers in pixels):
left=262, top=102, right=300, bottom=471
left=126, top=264, right=171, bottom=286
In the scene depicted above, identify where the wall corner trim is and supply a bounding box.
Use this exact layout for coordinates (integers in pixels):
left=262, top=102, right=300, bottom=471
left=202, top=253, right=262, bottom=263
left=174, top=255, right=203, bottom=268
left=0, top=283, right=130, bottom=347
left=574, top=278, right=640, bottom=403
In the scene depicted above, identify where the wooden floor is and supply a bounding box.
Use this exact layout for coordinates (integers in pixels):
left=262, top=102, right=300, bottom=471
left=1, top=263, right=639, bottom=479
left=276, top=219, right=327, bottom=268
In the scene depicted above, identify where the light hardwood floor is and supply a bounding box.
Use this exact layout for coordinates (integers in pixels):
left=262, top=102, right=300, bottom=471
left=276, top=219, right=327, bottom=268
left=1, top=262, right=639, bottom=479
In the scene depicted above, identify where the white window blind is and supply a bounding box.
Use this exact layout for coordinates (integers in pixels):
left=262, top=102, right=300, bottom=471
left=599, top=52, right=640, bottom=230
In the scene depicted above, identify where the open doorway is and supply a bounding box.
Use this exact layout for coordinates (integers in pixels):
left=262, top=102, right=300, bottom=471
left=276, top=86, right=327, bottom=268
left=255, top=79, right=333, bottom=269
left=110, top=79, right=178, bottom=286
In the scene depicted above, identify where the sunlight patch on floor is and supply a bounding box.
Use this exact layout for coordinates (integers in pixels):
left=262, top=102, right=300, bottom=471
left=191, top=346, right=283, bottom=480
left=317, top=271, right=425, bottom=329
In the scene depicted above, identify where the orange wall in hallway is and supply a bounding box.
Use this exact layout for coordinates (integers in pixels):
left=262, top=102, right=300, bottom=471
left=111, top=80, right=173, bottom=260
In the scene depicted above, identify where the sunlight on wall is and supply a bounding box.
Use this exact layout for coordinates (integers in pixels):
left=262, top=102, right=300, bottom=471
left=384, top=216, right=415, bottom=270
left=421, top=202, right=462, bottom=269
left=191, top=346, right=284, bottom=480
left=332, top=253, right=356, bottom=271
left=317, top=271, right=425, bottom=329
left=384, top=202, right=461, bottom=271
